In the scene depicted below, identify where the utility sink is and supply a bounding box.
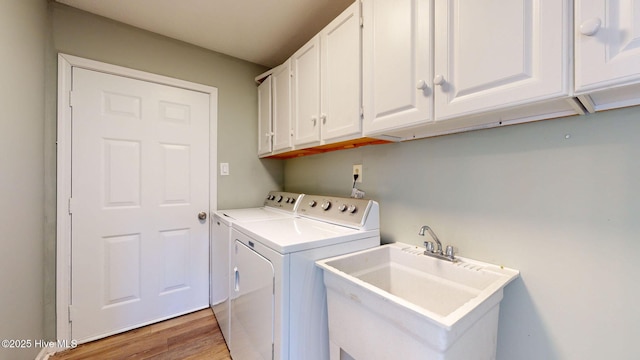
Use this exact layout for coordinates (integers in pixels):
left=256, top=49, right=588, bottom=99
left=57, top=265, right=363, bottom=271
left=316, top=242, right=519, bottom=360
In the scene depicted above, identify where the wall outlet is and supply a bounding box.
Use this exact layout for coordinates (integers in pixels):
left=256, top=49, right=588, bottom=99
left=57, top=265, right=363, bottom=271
left=353, top=164, right=362, bottom=183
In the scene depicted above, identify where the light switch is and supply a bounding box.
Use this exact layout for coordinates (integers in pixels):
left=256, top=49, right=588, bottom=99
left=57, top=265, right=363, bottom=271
left=220, top=162, right=230, bottom=176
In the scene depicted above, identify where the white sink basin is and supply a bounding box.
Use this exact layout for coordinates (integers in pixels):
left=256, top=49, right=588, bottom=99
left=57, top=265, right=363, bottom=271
left=316, top=242, right=519, bottom=360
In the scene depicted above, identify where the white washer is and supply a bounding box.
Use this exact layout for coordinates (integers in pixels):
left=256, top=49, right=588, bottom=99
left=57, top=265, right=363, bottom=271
left=230, top=195, right=380, bottom=360
left=211, top=191, right=304, bottom=350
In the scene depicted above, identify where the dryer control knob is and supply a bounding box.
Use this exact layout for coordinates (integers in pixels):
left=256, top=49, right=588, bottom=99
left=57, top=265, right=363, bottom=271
left=275, top=195, right=283, bottom=202
left=338, top=204, right=347, bottom=212
left=289, top=197, right=296, bottom=204
left=308, top=200, right=317, bottom=207
left=284, top=197, right=291, bottom=203
left=347, top=204, right=357, bottom=213
left=321, top=201, right=332, bottom=210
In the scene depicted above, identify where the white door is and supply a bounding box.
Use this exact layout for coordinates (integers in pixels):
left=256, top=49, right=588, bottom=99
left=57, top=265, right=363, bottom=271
left=292, top=35, right=321, bottom=147
left=258, top=75, right=273, bottom=157
left=362, top=0, right=432, bottom=135
left=71, top=68, right=210, bottom=341
left=321, top=1, right=362, bottom=142
left=433, top=0, right=569, bottom=121
left=231, top=240, right=274, bottom=360
left=575, top=0, right=640, bottom=92
left=272, top=61, right=293, bottom=153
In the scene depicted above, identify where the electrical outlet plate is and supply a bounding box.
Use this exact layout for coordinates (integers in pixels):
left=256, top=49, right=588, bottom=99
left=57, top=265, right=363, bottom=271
left=353, top=164, right=362, bottom=183
left=220, top=162, right=229, bottom=176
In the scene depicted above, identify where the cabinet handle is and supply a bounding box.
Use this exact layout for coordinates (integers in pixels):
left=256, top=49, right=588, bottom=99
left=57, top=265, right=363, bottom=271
left=311, top=116, right=317, bottom=125
left=433, top=75, right=445, bottom=86
left=321, top=114, right=327, bottom=124
left=416, top=80, right=428, bottom=90
left=580, top=18, right=601, bottom=36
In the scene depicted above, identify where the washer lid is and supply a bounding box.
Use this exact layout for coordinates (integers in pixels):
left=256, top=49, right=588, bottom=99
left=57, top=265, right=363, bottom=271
left=234, top=217, right=378, bottom=254
left=216, top=207, right=296, bottom=223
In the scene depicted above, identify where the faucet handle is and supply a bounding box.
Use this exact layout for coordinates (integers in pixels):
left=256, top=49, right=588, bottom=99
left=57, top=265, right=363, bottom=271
left=424, top=241, right=434, bottom=253
left=445, top=245, right=455, bottom=259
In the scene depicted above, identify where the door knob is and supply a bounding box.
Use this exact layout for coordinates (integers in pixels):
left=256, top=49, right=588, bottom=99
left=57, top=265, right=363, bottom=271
left=580, top=18, right=601, bottom=36
left=198, top=211, right=207, bottom=220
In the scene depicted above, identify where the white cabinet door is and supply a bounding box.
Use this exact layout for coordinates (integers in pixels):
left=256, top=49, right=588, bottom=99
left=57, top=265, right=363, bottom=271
left=257, top=75, right=272, bottom=156
left=434, top=0, right=570, bottom=121
left=575, top=0, right=640, bottom=92
left=321, top=1, right=362, bottom=142
left=272, top=61, right=293, bottom=152
left=362, top=0, right=432, bottom=135
left=292, top=36, right=321, bottom=146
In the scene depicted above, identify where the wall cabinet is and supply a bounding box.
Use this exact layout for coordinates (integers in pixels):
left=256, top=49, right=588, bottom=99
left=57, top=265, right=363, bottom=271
left=362, top=0, right=432, bottom=134
left=320, top=2, right=362, bottom=143
left=260, top=0, right=640, bottom=158
left=575, top=0, right=640, bottom=112
left=259, top=1, right=363, bottom=158
left=364, top=0, right=581, bottom=141
left=271, top=60, right=293, bottom=153
left=257, top=75, right=272, bottom=156
left=292, top=35, right=321, bottom=146
left=292, top=1, right=361, bottom=148
left=433, top=0, right=571, bottom=120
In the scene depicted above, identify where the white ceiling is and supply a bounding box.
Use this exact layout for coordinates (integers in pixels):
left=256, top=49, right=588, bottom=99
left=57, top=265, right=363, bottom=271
left=56, top=0, right=354, bottom=68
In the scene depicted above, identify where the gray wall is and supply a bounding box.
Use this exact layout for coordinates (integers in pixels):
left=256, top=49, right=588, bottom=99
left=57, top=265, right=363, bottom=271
left=0, top=1, right=47, bottom=359
left=285, top=108, right=640, bottom=359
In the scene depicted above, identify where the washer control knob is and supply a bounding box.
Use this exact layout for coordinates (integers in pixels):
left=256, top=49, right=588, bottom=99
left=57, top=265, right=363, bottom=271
left=338, top=204, right=347, bottom=212
left=347, top=204, right=357, bottom=213
left=308, top=200, right=317, bottom=207
left=289, top=197, right=296, bottom=204
left=275, top=195, right=283, bottom=202
left=267, top=195, right=274, bottom=200
left=284, top=197, right=291, bottom=203
left=321, top=201, right=332, bottom=210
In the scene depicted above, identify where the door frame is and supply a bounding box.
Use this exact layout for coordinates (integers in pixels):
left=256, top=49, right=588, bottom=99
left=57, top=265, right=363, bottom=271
left=56, top=53, right=218, bottom=343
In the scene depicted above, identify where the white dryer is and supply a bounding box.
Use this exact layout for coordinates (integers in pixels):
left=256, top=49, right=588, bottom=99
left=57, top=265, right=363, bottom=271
left=230, top=194, right=380, bottom=360
left=211, top=191, right=304, bottom=350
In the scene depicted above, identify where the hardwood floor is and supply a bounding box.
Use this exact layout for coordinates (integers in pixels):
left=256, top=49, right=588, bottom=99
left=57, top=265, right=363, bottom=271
left=50, top=308, right=231, bottom=360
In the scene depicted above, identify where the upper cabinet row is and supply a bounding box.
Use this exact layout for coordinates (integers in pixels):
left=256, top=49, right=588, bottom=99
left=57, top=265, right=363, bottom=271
left=258, top=2, right=361, bottom=157
left=258, top=0, right=640, bottom=157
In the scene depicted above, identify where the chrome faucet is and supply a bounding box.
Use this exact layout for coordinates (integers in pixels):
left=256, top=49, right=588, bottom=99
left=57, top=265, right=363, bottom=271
left=418, top=225, right=456, bottom=262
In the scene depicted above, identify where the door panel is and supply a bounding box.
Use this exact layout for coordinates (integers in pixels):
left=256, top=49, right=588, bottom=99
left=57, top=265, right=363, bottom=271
left=362, top=0, right=432, bottom=134
left=231, top=240, right=274, bottom=360
left=258, top=76, right=272, bottom=156
left=71, top=68, right=210, bottom=341
left=321, top=2, right=362, bottom=142
left=434, top=0, right=568, bottom=120
left=292, top=36, right=321, bottom=146
left=272, top=61, right=293, bottom=152
left=575, top=0, right=640, bottom=92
